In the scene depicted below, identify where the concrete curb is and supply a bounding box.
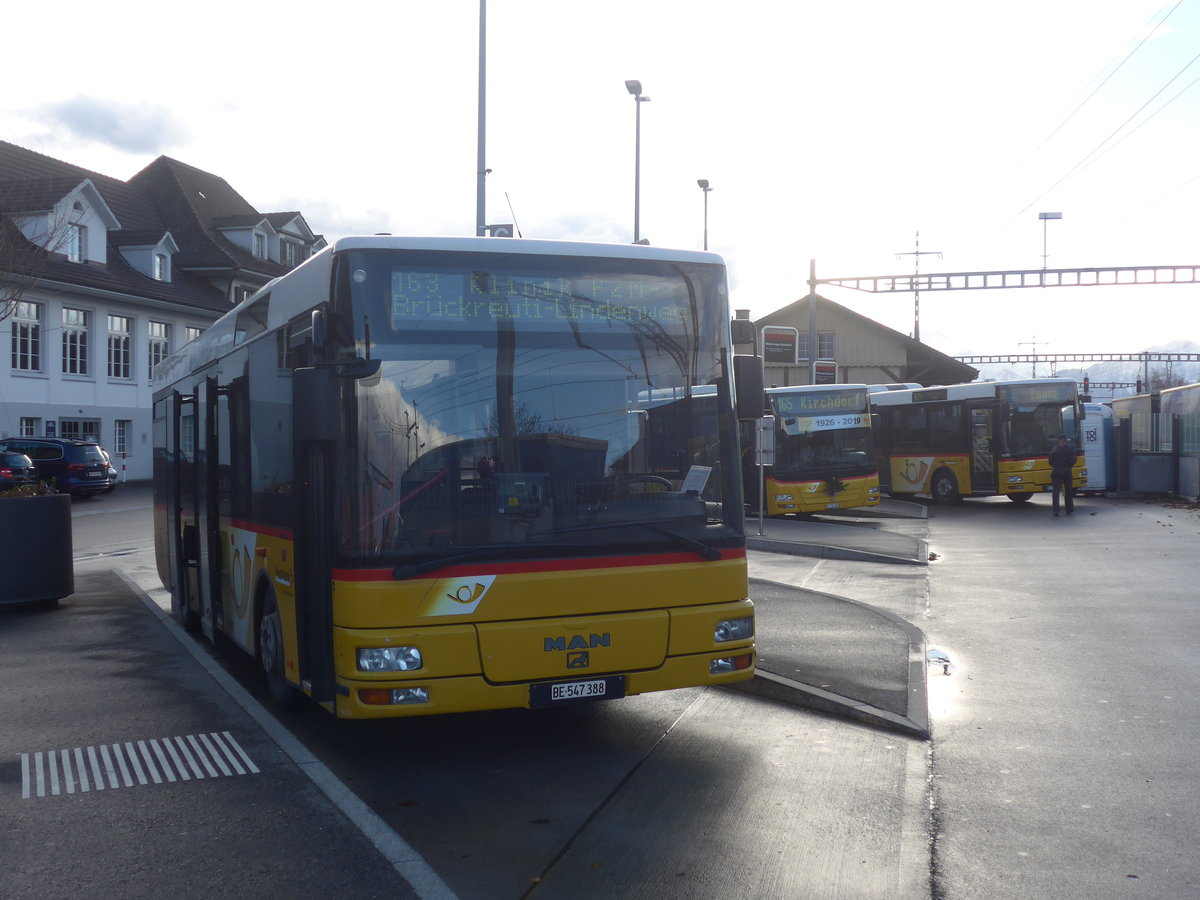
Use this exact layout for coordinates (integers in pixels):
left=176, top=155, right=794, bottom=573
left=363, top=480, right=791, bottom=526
left=745, top=535, right=930, bottom=566
left=741, top=579, right=931, bottom=740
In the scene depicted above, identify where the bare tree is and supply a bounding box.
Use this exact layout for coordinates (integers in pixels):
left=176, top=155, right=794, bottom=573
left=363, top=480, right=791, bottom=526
left=1149, top=366, right=1187, bottom=392
left=1, top=180, right=80, bottom=322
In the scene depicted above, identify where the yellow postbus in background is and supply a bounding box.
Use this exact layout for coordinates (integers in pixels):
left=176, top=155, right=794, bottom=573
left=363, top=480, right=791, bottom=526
left=752, top=384, right=881, bottom=515
left=869, top=378, right=1086, bottom=504
left=153, top=236, right=756, bottom=719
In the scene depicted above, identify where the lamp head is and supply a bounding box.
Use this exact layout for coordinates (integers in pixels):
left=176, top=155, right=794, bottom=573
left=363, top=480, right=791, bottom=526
left=697, top=179, right=710, bottom=190
left=625, top=80, right=643, bottom=95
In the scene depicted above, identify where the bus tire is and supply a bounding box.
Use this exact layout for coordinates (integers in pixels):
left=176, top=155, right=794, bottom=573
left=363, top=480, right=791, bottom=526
left=931, top=470, right=960, bottom=505
left=1007, top=493, right=1032, bottom=504
left=258, top=588, right=300, bottom=710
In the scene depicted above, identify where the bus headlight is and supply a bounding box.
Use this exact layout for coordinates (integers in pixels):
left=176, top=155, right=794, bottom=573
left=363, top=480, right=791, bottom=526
left=357, top=646, right=423, bottom=672
left=715, top=616, right=753, bottom=643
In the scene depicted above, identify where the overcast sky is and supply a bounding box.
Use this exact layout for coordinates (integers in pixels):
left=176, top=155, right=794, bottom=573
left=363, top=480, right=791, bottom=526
left=5, top=0, right=1199, bottom=361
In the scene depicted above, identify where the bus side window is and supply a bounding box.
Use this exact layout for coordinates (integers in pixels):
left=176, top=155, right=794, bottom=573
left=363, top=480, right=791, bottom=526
left=894, top=408, right=926, bottom=451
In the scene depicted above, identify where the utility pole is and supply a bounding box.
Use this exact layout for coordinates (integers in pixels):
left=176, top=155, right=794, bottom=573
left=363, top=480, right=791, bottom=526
left=895, top=231, right=941, bottom=342
left=1018, top=336, right=1047, bottom=378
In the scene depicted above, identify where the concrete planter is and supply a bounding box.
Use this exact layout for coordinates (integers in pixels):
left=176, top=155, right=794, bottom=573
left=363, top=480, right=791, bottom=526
left=0, top=493, right=74, bottom=606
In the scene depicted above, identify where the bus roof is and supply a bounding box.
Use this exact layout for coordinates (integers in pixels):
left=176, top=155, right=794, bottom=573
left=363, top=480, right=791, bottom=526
left=324, top=234, right=726, bottom=265
left=869, top=377, right=1078, bottom=407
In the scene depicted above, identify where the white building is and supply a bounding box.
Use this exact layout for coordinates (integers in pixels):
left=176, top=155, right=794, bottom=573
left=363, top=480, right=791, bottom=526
left=1, top=141, right=324, bottom=480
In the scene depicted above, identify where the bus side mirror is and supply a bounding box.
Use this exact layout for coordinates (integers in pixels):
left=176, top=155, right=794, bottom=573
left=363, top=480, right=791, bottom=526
left=311, top=308, right=327, bottom=359
left=734, top=355, right=764, bottom=420
left=293, top=366, right=340, bottom=443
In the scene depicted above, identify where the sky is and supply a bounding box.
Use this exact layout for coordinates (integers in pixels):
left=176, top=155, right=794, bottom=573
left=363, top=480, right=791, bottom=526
left=4, top=0, right=1200, bottom=362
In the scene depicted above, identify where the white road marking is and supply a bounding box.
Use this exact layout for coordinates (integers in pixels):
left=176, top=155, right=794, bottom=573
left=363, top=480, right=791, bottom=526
left=18, top=733, right=259, bottom=799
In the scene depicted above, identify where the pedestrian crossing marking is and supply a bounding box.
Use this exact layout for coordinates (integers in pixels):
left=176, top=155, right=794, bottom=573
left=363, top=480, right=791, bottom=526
left=19, top=731, right=259, bottom=799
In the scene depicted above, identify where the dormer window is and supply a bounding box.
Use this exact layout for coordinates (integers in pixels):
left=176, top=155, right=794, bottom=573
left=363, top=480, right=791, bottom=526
left=253, top=232, right=266, bottom=258
left=67, top=223, right=86, bottom=262
left=154, top=253, right=168, bottom=281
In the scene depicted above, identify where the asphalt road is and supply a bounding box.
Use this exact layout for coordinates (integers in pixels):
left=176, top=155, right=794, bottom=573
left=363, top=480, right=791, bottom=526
left=3, top=484, right=1197, bottom=898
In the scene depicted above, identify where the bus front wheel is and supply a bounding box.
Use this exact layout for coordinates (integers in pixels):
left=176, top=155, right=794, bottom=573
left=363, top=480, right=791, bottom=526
left=1007, top=493, right=1032, bottom=504
left=931, top=470, right=960, bottom=505
left=259, top=590, right=300, bottom=710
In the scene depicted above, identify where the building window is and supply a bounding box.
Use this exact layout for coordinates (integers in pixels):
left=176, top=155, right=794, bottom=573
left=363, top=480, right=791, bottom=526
left=818, top=332, right=836, bottom=360
left=20, top=417, right=41, bottom=437
left=796, top=332, right=809, bottom=361
left=59, top=419, right=100, bottom=441
left=234, top=285, right=255, bottom=304
left=114, top=419, right=131, bottom=456
left=107, top=314, right=133, bottom=379
left=253, top=232, right=266, bottom=258
left=154, top=253, right=168, bottom=281
left=185, top=326, right=203, bottom=344
left=148, top=321, right=171, bottom=379
left=66, top=223, right=86, bottom=262
left=11, top=300, right=42, bottom=371
left=281, top=241, right=299, bottom=267
left=62, top=307, right=90, bottom=375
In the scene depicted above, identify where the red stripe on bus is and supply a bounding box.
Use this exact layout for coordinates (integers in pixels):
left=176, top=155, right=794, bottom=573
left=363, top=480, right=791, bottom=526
left=332, top=548, right=746, bottom=581
left=225, top=519, right=295, bottom=541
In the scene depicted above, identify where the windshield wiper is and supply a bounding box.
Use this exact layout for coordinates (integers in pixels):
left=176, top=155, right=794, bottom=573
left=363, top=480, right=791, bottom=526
left=530, top=520, right=722, bottom=561
left=392, top=547, right=514, bottom=580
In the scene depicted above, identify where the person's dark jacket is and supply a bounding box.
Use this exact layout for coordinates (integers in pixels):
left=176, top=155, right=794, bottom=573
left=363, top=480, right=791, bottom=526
left=1049, top=443, right=1077, bottom=475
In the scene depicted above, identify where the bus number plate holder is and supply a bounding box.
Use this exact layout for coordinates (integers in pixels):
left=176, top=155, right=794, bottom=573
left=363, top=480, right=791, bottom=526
left=530, top=675, right=625, bottom=707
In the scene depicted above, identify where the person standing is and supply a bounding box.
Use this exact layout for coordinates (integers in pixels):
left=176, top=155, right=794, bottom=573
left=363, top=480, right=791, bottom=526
left=1049, top=434, right=1077, bottom=517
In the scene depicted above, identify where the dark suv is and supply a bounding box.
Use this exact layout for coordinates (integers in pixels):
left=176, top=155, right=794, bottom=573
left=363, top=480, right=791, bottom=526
left=0, top=437, right=113, bottom=497
left=0, top=451, right=39, bottom=489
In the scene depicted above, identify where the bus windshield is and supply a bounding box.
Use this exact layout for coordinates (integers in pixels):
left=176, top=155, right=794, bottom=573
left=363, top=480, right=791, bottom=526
left=999, top=382, right=1076, bottom=456
left=767, top=387, right=874, bottom=479
left=335, top=249, right=741, bottom=565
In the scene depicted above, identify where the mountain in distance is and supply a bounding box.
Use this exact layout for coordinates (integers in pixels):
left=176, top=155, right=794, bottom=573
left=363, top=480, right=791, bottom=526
left=971, top=339, right=1200, bottom=400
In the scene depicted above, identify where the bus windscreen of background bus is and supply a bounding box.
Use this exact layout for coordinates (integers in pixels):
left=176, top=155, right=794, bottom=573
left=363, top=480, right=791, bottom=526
left=754, top=384, right=880, bottom=515
left=153, top=238, right=755, bottom=719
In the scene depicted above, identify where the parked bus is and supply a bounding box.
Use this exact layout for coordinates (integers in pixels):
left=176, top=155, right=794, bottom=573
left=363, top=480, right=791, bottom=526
left=750, top=384, right=880, bottom=515
left=869, top=378, right=1086, bottom=504
left=153, top=236, right=756, bottom=719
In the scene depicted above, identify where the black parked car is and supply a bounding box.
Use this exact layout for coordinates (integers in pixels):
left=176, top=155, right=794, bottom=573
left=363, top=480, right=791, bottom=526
left=0, top=451, right=39, bottom=489
left=0, top=437, right=113, bottom=497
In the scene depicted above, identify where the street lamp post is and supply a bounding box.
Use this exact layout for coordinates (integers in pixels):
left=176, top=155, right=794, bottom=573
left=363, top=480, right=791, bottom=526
left=697, top=179, right=712, bottom=250
left=1039, top=211, right=1062, bottom=270
left=625, top=80, right=650, bottom=243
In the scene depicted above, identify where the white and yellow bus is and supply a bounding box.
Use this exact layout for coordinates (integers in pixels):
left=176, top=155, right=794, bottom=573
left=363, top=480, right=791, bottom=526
left=754, top=384, right=881, bottom=515
left=869, top=378, right=1086, bottom=504
left=153, top=236, right=757, bottom=718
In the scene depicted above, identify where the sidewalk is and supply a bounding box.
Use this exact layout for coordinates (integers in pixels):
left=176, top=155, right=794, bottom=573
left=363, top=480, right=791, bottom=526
left=737, top=499, right=932, bottom=738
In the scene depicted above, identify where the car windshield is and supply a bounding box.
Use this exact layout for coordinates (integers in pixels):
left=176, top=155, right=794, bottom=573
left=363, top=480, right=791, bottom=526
left=334, top=249, right=742, bottom=566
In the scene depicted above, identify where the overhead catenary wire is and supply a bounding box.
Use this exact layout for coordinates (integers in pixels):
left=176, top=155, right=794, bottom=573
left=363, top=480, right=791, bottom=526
left=1022, top=0, right=1186, bottom=163
left=1017, top=45, right=1200, bottom=218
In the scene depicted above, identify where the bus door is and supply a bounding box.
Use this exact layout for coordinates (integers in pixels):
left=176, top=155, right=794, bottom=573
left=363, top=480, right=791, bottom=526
left=968, top=405, right=996, bottom=494
left=166, top=390, right=193, bottom=628
left=293, top=365, right=337, bottom=705
left=193, top=376, right=222, bottom=642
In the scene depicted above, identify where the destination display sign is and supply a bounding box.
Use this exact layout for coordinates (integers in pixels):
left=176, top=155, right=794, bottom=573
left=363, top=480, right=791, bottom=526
left=769, top=388, right=868, bottom=415
left=387, top=269, right=694, bottom=328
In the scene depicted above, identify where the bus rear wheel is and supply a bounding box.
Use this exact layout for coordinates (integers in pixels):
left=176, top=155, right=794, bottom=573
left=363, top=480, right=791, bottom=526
left=259, top=590, right=300, bottom=710
left=931, top=470, right=960, bottom=505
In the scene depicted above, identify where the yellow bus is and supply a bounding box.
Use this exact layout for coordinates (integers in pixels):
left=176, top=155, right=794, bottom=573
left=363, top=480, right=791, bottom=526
left=753, top=384, right=881, bottom=515
left=153, top=236, right=756, bottom=718
left=869, top=378, right=1086, bottom=504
